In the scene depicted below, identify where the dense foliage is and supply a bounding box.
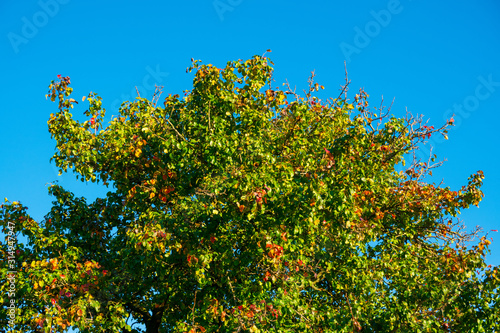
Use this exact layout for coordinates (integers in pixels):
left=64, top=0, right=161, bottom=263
left=1, top=55, right=499, bottom=332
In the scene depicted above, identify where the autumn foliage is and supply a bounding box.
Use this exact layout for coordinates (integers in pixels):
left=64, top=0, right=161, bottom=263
left=1, top=55, right=499, bottom=332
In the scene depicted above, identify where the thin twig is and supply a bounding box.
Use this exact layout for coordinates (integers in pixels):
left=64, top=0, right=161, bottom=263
left=191, top=290, right=197, bottom=326
left=284, top=79, right=300, bottom=101
left=151, top=85, right=163, bottom=108
left=166, top=118, right=188, bottom=142
left=341, top=61, right=350, bottom=99
left=228, top=278, right=246, bottom=330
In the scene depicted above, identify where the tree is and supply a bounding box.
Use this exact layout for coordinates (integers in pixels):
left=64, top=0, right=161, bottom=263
left=1, top=55, right=499, bottom=333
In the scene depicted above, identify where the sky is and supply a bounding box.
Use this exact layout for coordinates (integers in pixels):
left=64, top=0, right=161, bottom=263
left=1, top=0, right=499, bottom=301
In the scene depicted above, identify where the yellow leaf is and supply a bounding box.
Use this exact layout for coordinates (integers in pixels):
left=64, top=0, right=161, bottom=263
left=249, top=324, right=260, bottom=333
left=82, top=96, right=86, bottom=102
left=135, top=149, right=142, bottom=157
left=149, top=192, right=156, bottom=199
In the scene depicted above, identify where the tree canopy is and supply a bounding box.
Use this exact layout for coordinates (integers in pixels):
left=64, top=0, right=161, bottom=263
left=1, top=55, right=499, bottom=332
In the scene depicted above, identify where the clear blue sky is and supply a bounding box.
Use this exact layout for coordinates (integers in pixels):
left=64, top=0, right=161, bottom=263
left=1, top=0, right=499, bottom=271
